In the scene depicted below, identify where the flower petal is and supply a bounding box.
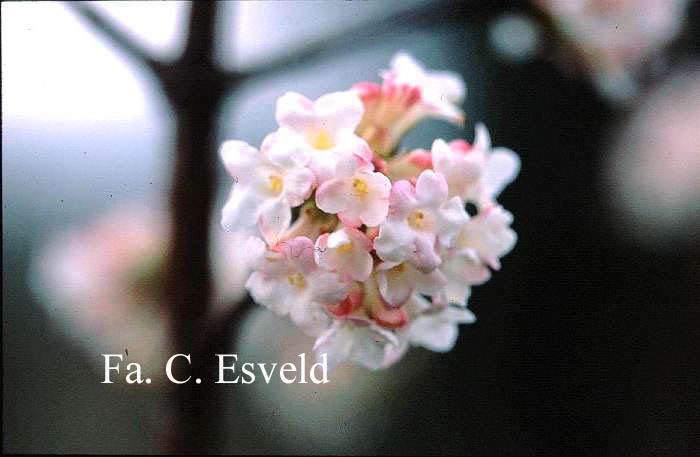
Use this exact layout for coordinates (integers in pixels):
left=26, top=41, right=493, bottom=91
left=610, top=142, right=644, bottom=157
left=313, top=90, right=365, bottom=132
left=220, top=140, right=261, bottom=182
left=315, top=178, right=348, bottom=214
left=275, top=91, right=314, bottom=131
left=282, top=166, right=315, bottom=207
left=221, top=187, right=262, bottom=232
left=415, top=169, right=448, bottom=207
left=482, top=147, right=521, bottom=203
left=258, top=198, right=291, bottom=245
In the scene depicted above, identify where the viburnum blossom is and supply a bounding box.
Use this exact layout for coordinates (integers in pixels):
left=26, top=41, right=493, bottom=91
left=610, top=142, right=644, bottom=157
left=220, top=52, right=521, bottom=370
left=271, top=90, right=372, bottom=183
left=220, top=140, right=315, bottom=243
left=431, top=123, right=520, bottom=208
left=374, top=169, right=468, bottom=272
left=536, top=0, right=691, bottom=101
left=353, top=52, right=466, bottom=155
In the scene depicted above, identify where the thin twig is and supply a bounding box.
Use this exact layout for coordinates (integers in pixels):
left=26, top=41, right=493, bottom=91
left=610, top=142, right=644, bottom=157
left=67, top=2, right=166, bottom=76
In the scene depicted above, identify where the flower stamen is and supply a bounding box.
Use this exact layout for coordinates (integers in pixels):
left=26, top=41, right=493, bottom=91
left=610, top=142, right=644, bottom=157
left=307, top=129, right=334, bottom=150
left=287, top=272, right=307, bottom=289
left=407, top=210, right=426, bottom=230
left=268, top=175, right=283, bottom=194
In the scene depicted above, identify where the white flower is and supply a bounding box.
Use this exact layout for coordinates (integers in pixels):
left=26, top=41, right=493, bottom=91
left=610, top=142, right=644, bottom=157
left=220, top=140, right=315, bottom=243
left=409, top=305, right=476, bottom=352
left=375, top=260, right=446, bottom=307
left=431, top=123, right=520, bottom=207
left=374, top=169, right=468, bottom=272
left=382, top=294, right=476, bottom=365
left=314, top=227, right=373, bottom=282
left=245, top=236, right=348, bottom=336
left=315, top=154, right=391, bottom=227
left=271, top=90, right=372, bottom=183
left=458, top=205, right=517, bottom=270
left=437, top=205, right=517, bottom=306
left=382, top=51, right=466, bottom=123
left=313, top=318, right=400, bottom=371
left=353, top=52, right=466, bottom=155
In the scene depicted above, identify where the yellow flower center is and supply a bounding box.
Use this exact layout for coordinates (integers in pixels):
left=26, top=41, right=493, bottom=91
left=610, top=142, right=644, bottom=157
left=287, top=272, right=307, bottom=289
left=308, top=130, right=334, bottom=150
left=391, top=263, right=406, bottom=273
left=352, top=178, right=369, bottom=196
left=407, top=210, right=426, bottom=230
left=337, top=242, right=353, bottom=253
left=268, top=175, right=283, bottom=194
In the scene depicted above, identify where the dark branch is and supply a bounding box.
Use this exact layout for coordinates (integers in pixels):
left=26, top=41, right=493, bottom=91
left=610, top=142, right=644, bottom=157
left=67, top=2, right=165, bottom=76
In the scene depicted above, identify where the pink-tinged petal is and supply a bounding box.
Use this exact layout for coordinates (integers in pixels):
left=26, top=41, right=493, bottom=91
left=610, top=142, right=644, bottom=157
left=387, top=51, right=425, bottom=82
left=261, top=128, right=311, bottom=168
left=313, top=321, right=397, bottom=371
left=345, top=249, right=373, bottom=282
left=245, top=271, right=296, bottom=316
left=282, top=166, right=315, bottom=207
left=280, top=236, right=316, bottom=275
left=325, top=227, right=351, bottom=249
left=352, top=81, right=381, bottom=102
left=465, top=206, right=517, bottom=266
left=309, top=270, right=349, bottom=304
left=430, top=138, right=452, bottom=170
left=258, top=198, right=291, bottom=245
left=357, top=173, right=391, bottom=226
left=314, top=233, right=330, bottom=268
left=388, top=180, right=418, bottom=218
left=289, top=301, right=331, bottom=337
left=318, top=229, right=373, bottom=281
left=411, top=234, right=441, bottom=273
left=376, top=264, right=414, bottom=307
left=382, top=332, right=409, bottom=368
left=428, top=70, right=466, bottom=103
left=421, top=97, right=465, bottom=125
left=334, top=152, right=366, bottom=177
left=481, top=147, right=521, bottom=203
left=337, top=212, right=362, bottom=228
left=326, top=282, right=363, bottom=317
left=442, top=279, right=471, bottom=308
left=308, top=152, right=338, bottom=184
left=221, top=187, right=262, bottom=232
left=275, top=91, right=314, bottom=131
left=386, top=149, right=431, bottom=182
left=414, top=267, right=447, bottom=296
left=220, top=140, right=261, bottom=183
left=410, top=313, right=457, bottom=352
left=437, top=196, right=469, bottom=246
left=416, top=169, right=448, bottom=206
left=374, top=219, right=416, bottom=264
left=312, top=322, right=352, bottom=371
left=344, top=227, right=373, bottom=252
left=313, top=90, right=365, bottom=132
left=349, top=324, right=395, bottom=370
left=473, top=122, right=492, bottom=152
left=243, top=236, right=268, bottom=270
left=371, top=305, right=408, bottom=329
left=451, top=248, right=492, bottom=286
left=408, top=307, right=474, bottom=352
left=315, top=178, right=349, bottom=214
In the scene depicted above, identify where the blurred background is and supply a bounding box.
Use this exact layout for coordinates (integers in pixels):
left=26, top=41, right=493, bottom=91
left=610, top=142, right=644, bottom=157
left=3, top=0, right=699, bottom=454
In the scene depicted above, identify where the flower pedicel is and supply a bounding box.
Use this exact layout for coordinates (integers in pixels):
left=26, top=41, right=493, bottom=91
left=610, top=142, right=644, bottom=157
left=220, top=52, right=520, bottom=370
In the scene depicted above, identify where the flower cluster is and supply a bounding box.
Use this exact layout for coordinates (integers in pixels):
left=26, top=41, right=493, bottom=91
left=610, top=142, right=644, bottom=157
left=536, top=0, right=691, bottom=102
left=220, top=53, right=520, bottom=370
